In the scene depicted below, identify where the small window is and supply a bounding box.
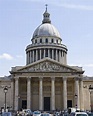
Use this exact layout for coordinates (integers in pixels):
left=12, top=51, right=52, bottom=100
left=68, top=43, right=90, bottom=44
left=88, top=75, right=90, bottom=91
left=56, top=40, right=58, bottom=43
left=40, top=38, right=42, bottom=43
left=35, top=39, right=37, bottom=43
left=46, top=38, right=48, bottom=43
left=51, top=39, right=54, bottom=43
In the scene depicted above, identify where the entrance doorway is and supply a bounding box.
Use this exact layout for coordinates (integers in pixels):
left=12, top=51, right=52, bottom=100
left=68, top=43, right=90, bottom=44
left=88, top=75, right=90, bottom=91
left=67, top=100, right=72, bottom=108
left=44, top=97, right=50, bottom=111
left=22, top=100, right=27, bottom=109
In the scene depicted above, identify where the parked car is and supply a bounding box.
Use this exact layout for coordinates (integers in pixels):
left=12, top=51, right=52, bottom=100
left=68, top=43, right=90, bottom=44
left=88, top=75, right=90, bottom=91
left=54, top=112, right=60, bottom=116
left=33, top=111, right=41, bottom=116
left=41, top=112, right=50, bottom=116
left=1, top=112, right=12, bottom=116
left=69, top=112, right=88, bottom=116
left=25, top=109, right=33, bottom=116
left=21, top=109, right=33, bottom=116
left=87, top=112, right=93, bottom=116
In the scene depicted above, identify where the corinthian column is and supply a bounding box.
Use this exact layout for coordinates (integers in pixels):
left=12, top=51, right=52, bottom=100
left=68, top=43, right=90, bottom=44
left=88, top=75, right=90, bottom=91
left=80, top=78, right=84, bottom=110
left=51, top=77, right=55, bottom=111
left=11, top=77, right=14, bottom=110
left=63, top=77, right=67, bottom=110
left=15, top=77, right=19, bottom=111
left=27, top=77, right=31, bottom=109
left=39, top=77, right=43, bottom=111
left=75, top=77, right=80, bottom=108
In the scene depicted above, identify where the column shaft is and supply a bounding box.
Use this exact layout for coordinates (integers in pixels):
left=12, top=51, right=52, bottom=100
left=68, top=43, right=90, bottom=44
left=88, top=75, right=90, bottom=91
left=52, top=49, right=54, bottom=59
left=26, top=52, right=28, bottom=65
left=11, top=79, right=14, bottom=110
left=59, top=50, right=61, bottom=62
left=48, top=49, right=50, bottom=58
left=15, top=77, right=19, bottom=111
left=56, top=49, right=57, bottom=61
left=44, top=49, right=45, bottom=58
left=40, top=49, right=41, bottom=60
left=39, top=77, right=43, bottom=110
left=36, top=50, right=38, bottom=61
left=51, top=77, right=55, bottom=111
left=27, top=77, right=31, bottom=109
left=63, top=77, right=67, bottom=110
left=80, top=79, right=84, bottom=110
left=75, top=78, right=80, bottom=108
left=30, top=51, right=31, bottom=63
left=33, top=50, right=34, bottom=62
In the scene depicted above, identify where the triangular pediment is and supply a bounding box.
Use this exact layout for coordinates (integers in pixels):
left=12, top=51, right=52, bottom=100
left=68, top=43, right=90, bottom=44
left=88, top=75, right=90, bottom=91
left=16, top=58, right=83, bottom=73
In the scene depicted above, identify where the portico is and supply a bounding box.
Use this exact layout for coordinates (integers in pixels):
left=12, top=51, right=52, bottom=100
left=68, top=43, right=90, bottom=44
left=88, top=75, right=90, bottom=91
left=11, top=58, right=84, bottom=111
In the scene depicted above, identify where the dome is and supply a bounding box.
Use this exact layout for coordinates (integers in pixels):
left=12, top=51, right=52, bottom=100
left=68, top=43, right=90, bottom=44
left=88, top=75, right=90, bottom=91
left=32, top=23, right=61, bottom=39
left=32, top=6, right=61, bottom=39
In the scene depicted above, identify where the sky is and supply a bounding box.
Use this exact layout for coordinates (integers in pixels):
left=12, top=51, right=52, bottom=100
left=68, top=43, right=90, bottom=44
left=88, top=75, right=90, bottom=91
left=0, top=0, right=93, bottom=77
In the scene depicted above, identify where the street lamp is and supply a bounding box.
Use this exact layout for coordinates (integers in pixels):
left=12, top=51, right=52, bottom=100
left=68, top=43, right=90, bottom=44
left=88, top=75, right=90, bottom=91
left=89, top=85, right=93, bottom=112
left=3, top=86, right=8, bottom=112
left=75, top=94, right=78, bottom=111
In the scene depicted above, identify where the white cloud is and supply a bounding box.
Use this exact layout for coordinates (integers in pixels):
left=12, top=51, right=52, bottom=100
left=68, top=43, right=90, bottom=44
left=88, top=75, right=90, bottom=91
left=0, top=53, right=13, bottom=60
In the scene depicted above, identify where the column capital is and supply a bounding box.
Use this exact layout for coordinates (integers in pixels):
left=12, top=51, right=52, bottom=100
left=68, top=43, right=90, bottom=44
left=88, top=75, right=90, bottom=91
left=39, top=77, right=43, bottom=80
left=14, top=76, right=19, bottom=80
left=51, top=77, right=55, bottom=80
left=62, top=77, right=67, bottom=81
left=79, top=77, right=83, bottom=81
left=27, top=77, right=31, bottom=80
left=75, top=77, right=80, bottom=81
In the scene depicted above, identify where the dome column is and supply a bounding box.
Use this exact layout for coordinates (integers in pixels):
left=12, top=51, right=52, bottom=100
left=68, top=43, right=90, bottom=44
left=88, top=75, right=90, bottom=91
left=31, top=51, right=33, bottom=63
left=48, top=48, right=50, bottom=58
left=30, top=51, right=31, bottom=63
left=33, top=50, right=34, bottom=62
left=44, top=49, right=45, bottom=58
left=56, top=49, right=58, bottom=61
left=40, top=49, right=41, bottom=60
left=62, top=51, right=64, bottom=64
left=36, top=49, right=38, bottom=61
left=52, top=49, right=54, bottom=60
left=26, top=52, right=28, bottom=65
left=59, top=50, right=61, bottom=62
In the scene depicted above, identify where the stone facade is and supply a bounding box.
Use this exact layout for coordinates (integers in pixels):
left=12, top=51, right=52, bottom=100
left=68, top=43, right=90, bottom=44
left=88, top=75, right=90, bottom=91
left=0, top=7, right=93, bottom=112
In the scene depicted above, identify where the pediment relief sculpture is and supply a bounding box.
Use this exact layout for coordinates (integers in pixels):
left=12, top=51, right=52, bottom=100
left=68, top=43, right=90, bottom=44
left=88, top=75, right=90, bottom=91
left=19, top=61, right=75, bottom=72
